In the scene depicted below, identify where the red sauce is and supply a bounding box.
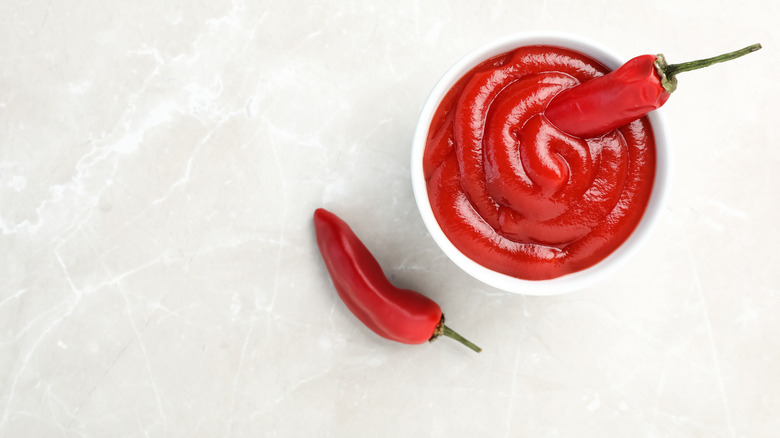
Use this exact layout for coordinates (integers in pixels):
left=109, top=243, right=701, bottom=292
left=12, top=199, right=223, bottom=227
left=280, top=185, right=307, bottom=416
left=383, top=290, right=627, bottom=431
left=423, top=45, right=656, bottom=280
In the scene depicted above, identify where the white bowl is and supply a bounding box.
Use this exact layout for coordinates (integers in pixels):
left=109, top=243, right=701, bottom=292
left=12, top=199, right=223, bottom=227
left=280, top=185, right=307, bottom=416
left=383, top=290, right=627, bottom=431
left=411, top=32, right=672, bottom=295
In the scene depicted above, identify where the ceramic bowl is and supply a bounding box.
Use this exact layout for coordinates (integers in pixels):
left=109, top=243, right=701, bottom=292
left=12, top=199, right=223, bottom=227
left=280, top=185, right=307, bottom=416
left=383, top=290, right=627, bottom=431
left=410, top=31, right=672, bottom=295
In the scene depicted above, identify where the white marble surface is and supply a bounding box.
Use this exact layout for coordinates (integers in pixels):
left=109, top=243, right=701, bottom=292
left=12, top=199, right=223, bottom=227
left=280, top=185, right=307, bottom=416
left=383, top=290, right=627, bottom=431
left=2, top=1, right=779, bottom=436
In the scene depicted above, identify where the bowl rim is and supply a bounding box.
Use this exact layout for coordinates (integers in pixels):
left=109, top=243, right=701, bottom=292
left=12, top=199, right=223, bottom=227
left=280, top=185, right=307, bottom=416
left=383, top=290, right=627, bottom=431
left=410, top=31, right=673, bottom=295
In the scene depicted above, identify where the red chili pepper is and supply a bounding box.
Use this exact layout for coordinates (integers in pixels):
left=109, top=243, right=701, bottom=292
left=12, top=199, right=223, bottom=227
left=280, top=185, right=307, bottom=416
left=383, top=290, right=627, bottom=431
left=545, top=43, right=761, bottom=138
left=313, top=208, right=481, bottom=353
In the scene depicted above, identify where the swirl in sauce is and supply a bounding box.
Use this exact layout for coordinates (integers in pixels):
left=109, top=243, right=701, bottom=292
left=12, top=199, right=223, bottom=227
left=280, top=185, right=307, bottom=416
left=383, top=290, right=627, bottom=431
left=423, top=46, right=655, bottom=280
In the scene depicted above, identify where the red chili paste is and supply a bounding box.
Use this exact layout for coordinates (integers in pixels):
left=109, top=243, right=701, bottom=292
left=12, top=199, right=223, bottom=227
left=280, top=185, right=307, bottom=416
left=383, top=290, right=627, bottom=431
left=423, top=45, right=655, bottom=280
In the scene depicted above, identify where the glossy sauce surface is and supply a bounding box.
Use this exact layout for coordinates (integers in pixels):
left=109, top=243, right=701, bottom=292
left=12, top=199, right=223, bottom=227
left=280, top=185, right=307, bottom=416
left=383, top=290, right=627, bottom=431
left=423, top=45, right=656, bottom=280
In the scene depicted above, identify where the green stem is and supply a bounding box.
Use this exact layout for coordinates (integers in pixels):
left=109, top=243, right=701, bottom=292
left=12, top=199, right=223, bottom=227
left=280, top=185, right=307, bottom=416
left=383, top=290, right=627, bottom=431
left=654, top=43, right=762, bottom=93
left=666, top=43, right=762, bottom=75
left=442, top=324, right=482, bottom=353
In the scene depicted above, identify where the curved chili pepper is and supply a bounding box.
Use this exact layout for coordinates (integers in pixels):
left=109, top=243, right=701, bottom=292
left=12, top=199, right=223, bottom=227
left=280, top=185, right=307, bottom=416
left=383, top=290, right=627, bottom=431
left=313, top=208, right=481, bottom=353
left=545, top=43, right=761, bottom=138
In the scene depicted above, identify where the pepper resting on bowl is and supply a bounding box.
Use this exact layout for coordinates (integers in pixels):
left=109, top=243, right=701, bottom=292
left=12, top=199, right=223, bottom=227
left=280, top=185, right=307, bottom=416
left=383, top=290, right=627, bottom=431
left=545, top=43, right=762, bottom=138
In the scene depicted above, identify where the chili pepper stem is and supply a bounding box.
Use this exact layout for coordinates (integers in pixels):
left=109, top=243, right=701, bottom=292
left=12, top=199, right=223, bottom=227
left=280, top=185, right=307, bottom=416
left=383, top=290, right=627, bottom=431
left=655, top=43, right=762, bottom=93
left=442, top=325, right=482, bottom=353
left=431, top=317, right=482, bottom=353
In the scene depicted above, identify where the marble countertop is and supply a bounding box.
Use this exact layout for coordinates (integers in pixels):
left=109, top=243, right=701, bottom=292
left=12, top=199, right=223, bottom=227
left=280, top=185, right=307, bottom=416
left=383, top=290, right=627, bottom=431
left=2, top=1, right=779, bottom=436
